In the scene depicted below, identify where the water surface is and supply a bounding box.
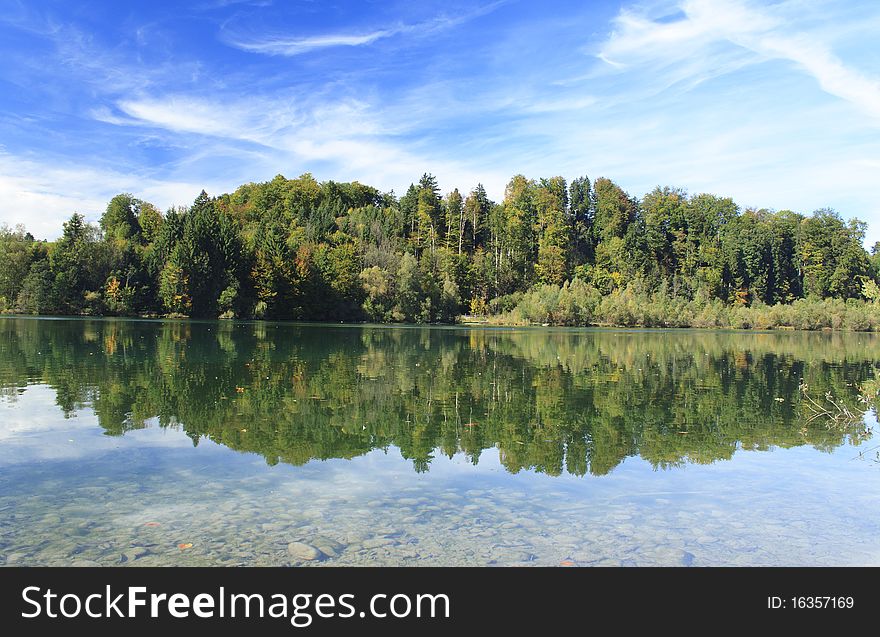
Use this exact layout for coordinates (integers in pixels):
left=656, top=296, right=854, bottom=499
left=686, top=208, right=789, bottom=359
left=1, top=317, right=878, bottom=566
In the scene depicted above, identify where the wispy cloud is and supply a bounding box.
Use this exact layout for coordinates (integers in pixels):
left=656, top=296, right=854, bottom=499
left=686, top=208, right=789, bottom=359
left=228, top=28, right=398, bottom=56
left=109, top=93, right=509, bottom=199
left=197, top=0, right=274, bottom=9
left=598, top=0, right=880, bottom=120
left=519, top=96, right=598, bottom=114
left=224, top=1, right=507, bottom=56
left=117, top=96, right=295, bottom=143
left=113, top=94, right=384, bottom=150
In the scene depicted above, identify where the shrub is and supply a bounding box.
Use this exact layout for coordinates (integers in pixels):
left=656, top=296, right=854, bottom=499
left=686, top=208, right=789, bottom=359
left=488, top=279, right=880, bottom=332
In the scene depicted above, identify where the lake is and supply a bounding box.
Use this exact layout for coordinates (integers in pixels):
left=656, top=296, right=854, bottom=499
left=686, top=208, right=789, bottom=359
left=1, top=317, right=878, bottom=566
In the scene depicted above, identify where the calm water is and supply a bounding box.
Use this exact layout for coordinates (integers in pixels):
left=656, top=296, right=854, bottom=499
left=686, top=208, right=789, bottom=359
left=1, top=317, right=878, bottom=566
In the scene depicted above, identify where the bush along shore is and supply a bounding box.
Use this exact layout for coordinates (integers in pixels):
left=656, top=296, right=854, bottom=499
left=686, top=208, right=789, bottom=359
left=1, top=171, right=879, bottom=330
left=485, top=281, right=880, bottom=330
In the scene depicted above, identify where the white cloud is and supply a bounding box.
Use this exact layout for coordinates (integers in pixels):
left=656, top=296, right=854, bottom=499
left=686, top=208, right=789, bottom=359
left=747, top=29, right=880, bottom=121
left=0, top=151, right=218, bottom=239
left=117, top=96, right=296, bottom=144
left=90, top=106, right=139, bottom=127
left=224, top=1, right=508, bottom=56
left=599, top=0, right=880, bottom=120
left=109, top=93, right=509, bottom=198
left=229, top=29, right=397, bottom=56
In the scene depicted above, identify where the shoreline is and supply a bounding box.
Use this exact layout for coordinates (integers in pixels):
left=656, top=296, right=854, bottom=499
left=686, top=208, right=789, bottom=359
left=2, top=311, right=878, bottom=333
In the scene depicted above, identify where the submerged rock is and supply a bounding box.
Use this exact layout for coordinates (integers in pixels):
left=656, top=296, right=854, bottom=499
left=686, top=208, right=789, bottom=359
left=361, top=537, right=396, bottom=549
left=287, top=542, right=324, bottom=561
left=71, top=559, right=101, bottom=567
left=122, top=546, right=150, bottom=562
left=315, top=545, right=339, bottom=558
left=311, top=537, right=344, bottom=558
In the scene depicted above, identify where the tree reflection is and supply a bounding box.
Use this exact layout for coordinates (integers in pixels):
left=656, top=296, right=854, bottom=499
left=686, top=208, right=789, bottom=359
left=1, top=318, right=876, bottom=475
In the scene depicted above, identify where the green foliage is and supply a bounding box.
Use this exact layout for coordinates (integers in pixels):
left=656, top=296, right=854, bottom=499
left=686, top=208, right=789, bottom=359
left=159, top=259, right=191, bottom=315
left=569, top=175, right=594, bottom=264
left=0, top=224, right=37, bottom=310
left=158, top=191, right=244, bottom=317
left=495, top=282, right=880, bottom=331
left=101, top=194, right=143, bottom=242
left=444, top=188, right=464, bottom=253
left=462, top=185, right=490, bottom=253
left=394, top=252, right=423, bottom=322
left=15, top=258, right=54, bottom=314
left=48, top=213, right=110, bottom=314
left=798, top=210, right=871, bottom=299
left=508, top=278, right=598, bottom=325
left=360, top=265, right=395, bottom=321
left=104, top=275, right=135, bottom=315
left=863, top=278, right=880, bottom=304
left=4, top=172, right=877, bottom=327
left=593, top=177, right=636, bottom=242
left=438, top=277, right=460, bottom=323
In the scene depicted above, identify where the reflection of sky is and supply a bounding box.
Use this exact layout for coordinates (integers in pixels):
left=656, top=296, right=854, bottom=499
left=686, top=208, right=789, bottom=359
left=3, top=384, right=880, bottom=566
left=0, top=385, right=199, bottom=463
left=2, top=383, right=877, bottom=481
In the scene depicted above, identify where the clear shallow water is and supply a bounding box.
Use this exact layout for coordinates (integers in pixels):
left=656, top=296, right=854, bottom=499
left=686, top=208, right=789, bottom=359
left=1, top=317, right=878, bottom=566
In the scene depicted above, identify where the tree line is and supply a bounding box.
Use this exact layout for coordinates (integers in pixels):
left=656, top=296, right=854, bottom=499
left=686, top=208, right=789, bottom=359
left=1, top=172, right=879, bottom=326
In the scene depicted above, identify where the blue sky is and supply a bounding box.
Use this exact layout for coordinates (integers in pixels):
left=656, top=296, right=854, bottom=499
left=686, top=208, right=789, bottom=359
left=1, top=0, right=879, bottom=245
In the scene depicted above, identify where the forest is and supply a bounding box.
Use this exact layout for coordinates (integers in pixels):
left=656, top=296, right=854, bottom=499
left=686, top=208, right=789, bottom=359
left=1, top=172, right=879, bottom=329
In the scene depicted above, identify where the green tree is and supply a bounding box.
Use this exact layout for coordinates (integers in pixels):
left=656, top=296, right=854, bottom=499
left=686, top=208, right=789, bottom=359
left=464, top=184, right=491, bottom=252
left=158, top=259, right=191, bottom=315
left=15, top=255, right=53, bottom=313
left=444, top=188, right=464, bottom=253
left=569, top=175, right=593, bottom=265
left=399, top=184, right=420, bottom=244
left=534, top=177, right=571, bottom=286
left=593, top=177, right=636, bottom=243
left=4, top=170, right=878, bottom=326
left=360, top=265, right=395, bottom=321
left=100, top=194, right=142, bottom=242
left=49, top=213, right=108, bottom=313
left=159, top=191, right=245, bottom=317
left=394, top=253, right=423, bottom=321
left=641, top=186, right=687, bottom=281
left=250, top=220, right=303, bottom=319
left=0, top=224, right=37, bottom=310
left=414, top=174, right=442, bottom=255
left=438, top=277, right=460, bottom=323
left=797, top=210, right=871, bottom=300
left=503, top=175, right=538, bottom=289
